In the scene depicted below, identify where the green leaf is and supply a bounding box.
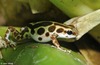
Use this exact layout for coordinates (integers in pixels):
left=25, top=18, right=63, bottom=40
left=2, top=43, right=86, bottom=65
left=29, top=0, right=51, bottom=14
left=0, top=59, right=4, bottom=65
left=50, top=0, right=93, bottom=17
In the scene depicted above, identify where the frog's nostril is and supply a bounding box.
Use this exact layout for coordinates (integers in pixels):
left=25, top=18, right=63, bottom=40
left=73, top=32, right=76, bottom=35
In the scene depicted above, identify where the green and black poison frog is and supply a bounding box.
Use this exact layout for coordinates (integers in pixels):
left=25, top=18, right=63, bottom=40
left=4, top=21, right=78, bottom=49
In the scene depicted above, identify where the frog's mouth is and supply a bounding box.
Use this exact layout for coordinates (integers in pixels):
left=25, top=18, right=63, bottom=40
left=58, top=37, right=76, bottom=42
left=67, top=35, right=77, bottom=39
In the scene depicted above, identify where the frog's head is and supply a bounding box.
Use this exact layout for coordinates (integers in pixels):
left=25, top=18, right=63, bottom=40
left=56, top=25, right=78, bottom=39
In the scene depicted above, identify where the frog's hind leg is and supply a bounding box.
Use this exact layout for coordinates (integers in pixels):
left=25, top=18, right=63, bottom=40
left=4, top=26, right=30, bottom=48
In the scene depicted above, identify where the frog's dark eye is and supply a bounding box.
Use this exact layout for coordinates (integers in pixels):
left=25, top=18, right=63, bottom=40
left=66, top=30, right=73, bottom=35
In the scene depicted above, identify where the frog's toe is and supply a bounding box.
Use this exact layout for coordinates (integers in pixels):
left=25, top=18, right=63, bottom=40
left=10, top=40, right=16, bottom=49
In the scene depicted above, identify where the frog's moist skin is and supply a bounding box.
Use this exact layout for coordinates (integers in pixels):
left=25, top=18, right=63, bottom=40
left=4, top=21, right=78, bottom=49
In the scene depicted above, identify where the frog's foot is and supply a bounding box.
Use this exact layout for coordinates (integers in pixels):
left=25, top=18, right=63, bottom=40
left=0, top=36, right=7, bottom=48
left=0, top=36, right=8, bottom=59
left=57, top=46, right=67, bottom=52
left=9, top=40, right=16, bottom=50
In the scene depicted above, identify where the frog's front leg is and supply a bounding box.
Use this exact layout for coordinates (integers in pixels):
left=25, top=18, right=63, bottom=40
left=50, top=33, right=67, bottom=52
left=4, top=26, right=30, bottom=48
left=50, top=33, right=61, bottom=49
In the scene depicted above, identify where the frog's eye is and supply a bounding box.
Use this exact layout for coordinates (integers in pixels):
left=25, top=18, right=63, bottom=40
left=66, top=30, right=73, bottom=35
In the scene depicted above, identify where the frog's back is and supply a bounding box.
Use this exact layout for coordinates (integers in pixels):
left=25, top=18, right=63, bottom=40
left=27, top=21, right=77, bottom=42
